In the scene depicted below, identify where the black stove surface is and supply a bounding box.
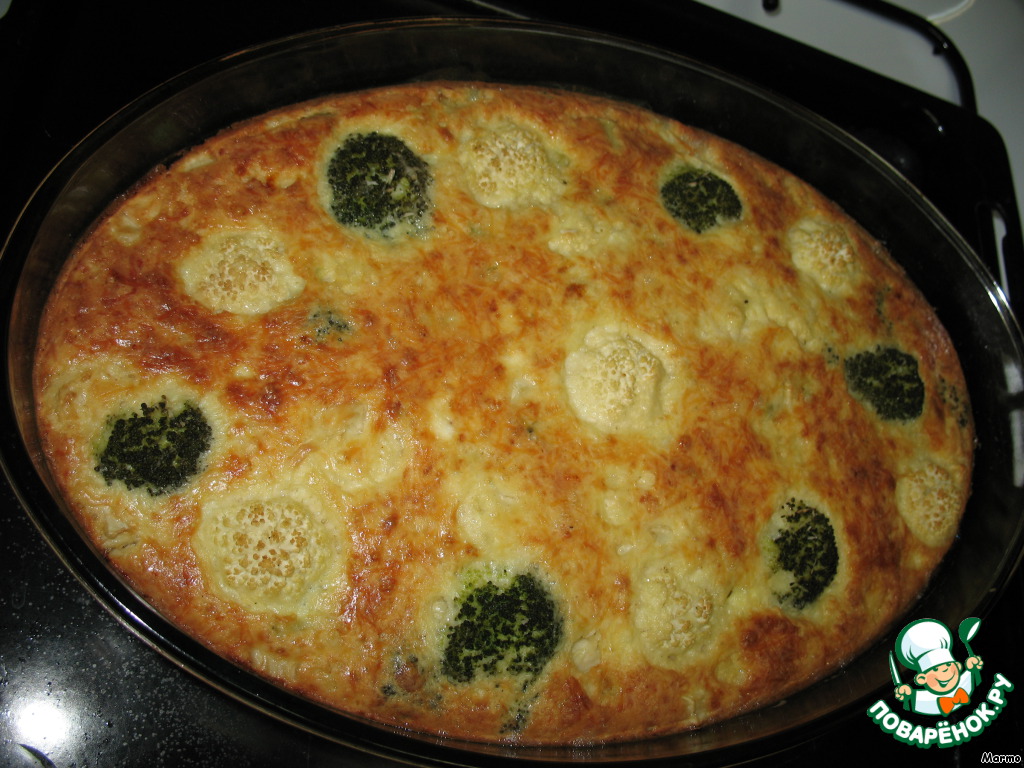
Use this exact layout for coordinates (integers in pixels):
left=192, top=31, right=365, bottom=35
left=1, top=1, right=1021, bottom=766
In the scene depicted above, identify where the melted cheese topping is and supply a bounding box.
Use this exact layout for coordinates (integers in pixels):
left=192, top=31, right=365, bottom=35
left=547, top=205, right=629, bottom=258
left=33, top=82, right=973, bottom=747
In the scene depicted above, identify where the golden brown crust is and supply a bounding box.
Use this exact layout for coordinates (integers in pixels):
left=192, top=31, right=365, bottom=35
left=33, top=82, right=973, bottom=744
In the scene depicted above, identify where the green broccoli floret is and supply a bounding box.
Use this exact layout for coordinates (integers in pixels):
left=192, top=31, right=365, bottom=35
left=441, top=569, right=563, bottom=686
left=326, top=132, right=431, bottom=236
left=95, top=397, right=212, bottom=496
left=660, top=168, right=742, bottom=233
left=765, top=500, right=839, bottom=610
left=307, top=308, right=352, bottom=343
left=843, top=345, right=925, bottom=421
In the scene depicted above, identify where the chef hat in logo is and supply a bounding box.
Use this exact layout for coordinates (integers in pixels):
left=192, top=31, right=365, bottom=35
left=896, top=618, right=955, bottom=673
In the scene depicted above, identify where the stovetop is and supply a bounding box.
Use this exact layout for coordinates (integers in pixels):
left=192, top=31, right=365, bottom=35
left=1, top=1, right=1021, bottom=766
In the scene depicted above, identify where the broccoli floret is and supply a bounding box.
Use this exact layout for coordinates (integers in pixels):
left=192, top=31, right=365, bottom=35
left=326, top=132, right=431, bottom=236
left=95, top=397, right=212, bottom=495
left=441, top=569, right=563, bottom=686
left=765, top=500, right=839, bottom=610
left=307, top=308, right=352, bottom=343
left=844, top=345, right=925, bottom=421
left=661, top=168, right=742, bottom=233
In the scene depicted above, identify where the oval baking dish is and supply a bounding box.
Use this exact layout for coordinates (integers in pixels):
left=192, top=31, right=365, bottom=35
left=2, top=17, right=1022, bottom=766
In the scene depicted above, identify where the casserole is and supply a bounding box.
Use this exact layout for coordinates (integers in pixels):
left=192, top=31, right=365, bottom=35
left=2, top=18, right=1022, bottom=764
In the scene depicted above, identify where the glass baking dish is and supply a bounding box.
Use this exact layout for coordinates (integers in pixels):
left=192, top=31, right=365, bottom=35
left=2, top=17, right=1022, bottom=766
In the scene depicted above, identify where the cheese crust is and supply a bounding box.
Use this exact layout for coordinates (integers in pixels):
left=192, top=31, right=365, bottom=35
left=33, top=82, right=974, bottom=745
